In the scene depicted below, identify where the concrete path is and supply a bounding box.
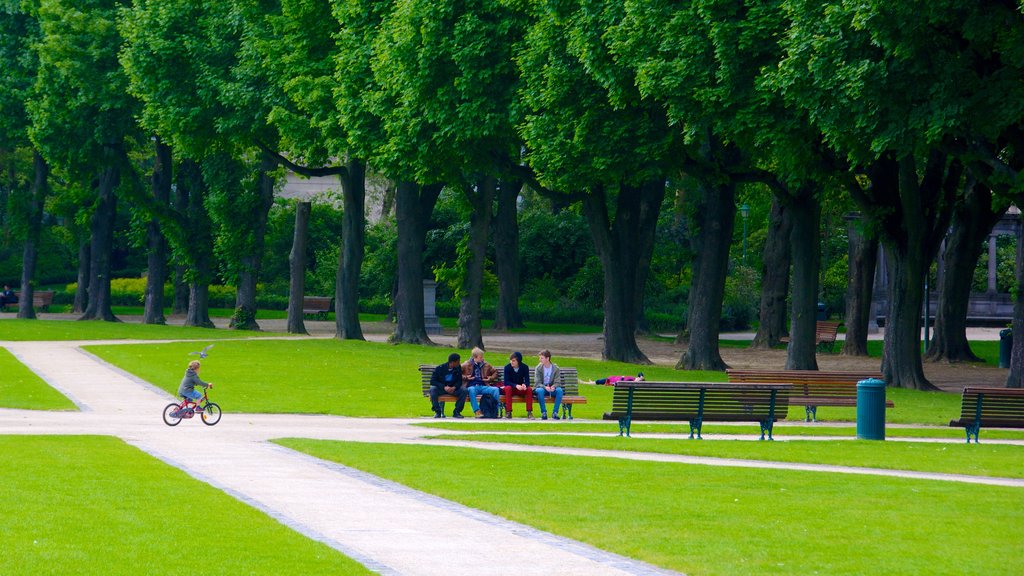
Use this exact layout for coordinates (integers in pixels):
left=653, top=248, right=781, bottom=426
left=2, top=340, right=1023, bottom=575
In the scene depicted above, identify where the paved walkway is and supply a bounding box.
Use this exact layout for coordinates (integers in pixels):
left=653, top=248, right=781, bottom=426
left=2, top=340, right=1022, bottom=575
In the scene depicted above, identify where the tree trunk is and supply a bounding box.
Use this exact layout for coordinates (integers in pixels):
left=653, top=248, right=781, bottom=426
left=73, top=232, right=89, bottom=314
left=17, top=151, right=48, bottom=320
left=230, top=152, right=277, bottom=331
left=458, top=177, right=495, bottom=350
left=287, top=201, right=311, bottom=335
left=1008, top=217, right=1024, bottom=388
left=841, top=213, right=878, bottom=356
left=751, top=197, right=792, bottom=348
left=336, top=158, right=366, bottom=340
left=392, top=181, right=443, bottom=344
left=678, top=178, right=735, bottom=370
left=583, top=181, right=665, bottom=364
left=80, top=164, right=119, bottom=322
left=143, top=139, right=171, bottom=325
left=785, top=186, right=820, bottom=370
left=927, top=181, right=1005, bottom=362
left=172, top=175, right=189, bottom=316
left=493, top=178, right=524, bottom=330
left=871, top=155, right=958, bottom=391
left=180, top=159, right=215, bottom=329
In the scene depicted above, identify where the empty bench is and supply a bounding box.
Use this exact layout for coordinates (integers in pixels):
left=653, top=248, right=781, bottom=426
left=727, top=369, right=892, bottom=422
left=4, top=290, right=55, bottom=312
left=950, top=387, right=1024, bottom=443
left=603, top=381, right=791, bottom=440
left=418, top=364, right=588, bottom=419
left=780, top=320, right=843, bottom=352
left=302, top=296, right=332, bottom=318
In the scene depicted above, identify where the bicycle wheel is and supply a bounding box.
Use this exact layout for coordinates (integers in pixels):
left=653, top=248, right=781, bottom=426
left=201, top=402, right=222, bottom=426
left=163, top=403, right=183, bottom=426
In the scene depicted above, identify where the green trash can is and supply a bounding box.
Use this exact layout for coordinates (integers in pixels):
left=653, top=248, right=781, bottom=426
left=856, top=378, right=886, bottom=440
left=999, top=328, right=1012, bottom=369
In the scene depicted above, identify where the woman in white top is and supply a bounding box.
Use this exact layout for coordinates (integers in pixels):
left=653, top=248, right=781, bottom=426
left=533, top=350, right=564, bottom=420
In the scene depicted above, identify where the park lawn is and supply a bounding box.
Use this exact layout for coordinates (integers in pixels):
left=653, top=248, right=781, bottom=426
left=275, top=440, right=1024, bottom=576
left=0, top=347, right=76, bottom=410
left=85, top=337, right=969, bottom=424
left=414, top=421, right=1024, bottom=441
left=0, top=319, right=284, bottom=341
left=0, top=435, right=371, bottom=575
left=84, top=338, right=712, bottom=417
left=428, top=433, right=1024, bottom=478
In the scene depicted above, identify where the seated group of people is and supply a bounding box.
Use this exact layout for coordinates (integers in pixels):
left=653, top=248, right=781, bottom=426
left=429, top=347, right=566, bottom=420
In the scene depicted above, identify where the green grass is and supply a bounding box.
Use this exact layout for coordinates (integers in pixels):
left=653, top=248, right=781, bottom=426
left=0, top=435, right=371, bottom=574
left=84, top=337, right=970, bottom=424
left=427, top=433, right=1024, bottom=478
left=0, top=347, right=76, bottom=410
left=0, top=319, right=285, bottom=341
left=414, top=421, right=1024, bottom=440
left=275, top=440, right=1024, bottom=576
left=84, top=338, right=717, bottom=417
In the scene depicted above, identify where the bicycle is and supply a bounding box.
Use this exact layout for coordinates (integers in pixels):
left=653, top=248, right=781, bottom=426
left=163, top=386, right=222, bottom=426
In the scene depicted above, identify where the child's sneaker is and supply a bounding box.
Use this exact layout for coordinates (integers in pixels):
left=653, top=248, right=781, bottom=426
left=194, top=406, right=204, bottom=413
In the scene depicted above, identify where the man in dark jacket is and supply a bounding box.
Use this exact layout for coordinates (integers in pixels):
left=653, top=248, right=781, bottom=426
left=430, top=353, right=467, bottom=418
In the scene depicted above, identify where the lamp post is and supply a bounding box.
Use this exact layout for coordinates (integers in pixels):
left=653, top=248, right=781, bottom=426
left=739, top=203, right=750, bottom=265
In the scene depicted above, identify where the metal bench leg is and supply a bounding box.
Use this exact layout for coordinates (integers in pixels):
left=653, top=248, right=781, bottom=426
left=689, top=418, right=703, bottom=439
left=618, top=417, right=631, bottom=437
left=566, top=404, right=573, bottom=420
left=967, top=423, right=980, bottom=444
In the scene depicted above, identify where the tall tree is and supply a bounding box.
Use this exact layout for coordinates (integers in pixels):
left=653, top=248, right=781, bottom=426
left=0, top=3, right=48, bottom=319
left=493, top=178, right=525, bottom=330
left=369, top=0, right=530, bottom=348
left=286, top=201, right=311, bottom=335
left=517, top=0, right=677, bottom=363
left=30, top=0, right=141, bottom=322
left=773, top=0, right=1024, bottom=388
left=927, top=181, right=1007, bottom=362
left=841, top=213, right=878, bottom=356
left=142, top=138, right=171, bottom=325
left=752, top=198, right=792, bottom=348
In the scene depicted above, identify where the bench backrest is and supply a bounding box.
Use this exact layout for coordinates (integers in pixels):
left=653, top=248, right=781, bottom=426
left=727, top=370, right=882, bottom=398
left=302, top=296, right=332, bottom=311
left=815, top=321, right=842, bottom=342
left=957, top=387, right=1024, bottom=426
left=419, top=363, right=580, bottom=396
left=12, top=290, right=54, bottom=306
left=610, top=382, right=790, bottom=419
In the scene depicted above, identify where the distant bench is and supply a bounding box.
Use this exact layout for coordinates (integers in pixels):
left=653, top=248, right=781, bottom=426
left=3, top=290, right=55, bottom=312
left=302, top=296, right=332, bottom=318
left=418, top=364, right=587, bottom=419
left=950, top=387, right=1024, bottom=443
left=780, top=320, right=843, bottom=352
left=603, top=381, right=791, bottom=440
left=727, top=369, right=892, bottom=422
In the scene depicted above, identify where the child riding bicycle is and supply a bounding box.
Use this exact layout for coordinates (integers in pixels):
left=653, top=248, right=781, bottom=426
left=178, top=360, right=213, bottom=412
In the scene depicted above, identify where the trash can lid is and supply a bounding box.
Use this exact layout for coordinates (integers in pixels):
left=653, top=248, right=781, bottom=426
left=857, top=378, right=886, bottom=388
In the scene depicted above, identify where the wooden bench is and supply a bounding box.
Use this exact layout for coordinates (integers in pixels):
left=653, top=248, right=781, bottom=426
left=4, top=290, right=55, bottom=312
left=779, top=320, right=843, bottom=352
left=418, top=364, right=588, bottom=419
left=603, top=381, right=791, bottom=440
left=302, top=296, right=332, bottom=319
left=949, top=387, right=1024, bottom=443
left=726, top=369, right=893, bottom=422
